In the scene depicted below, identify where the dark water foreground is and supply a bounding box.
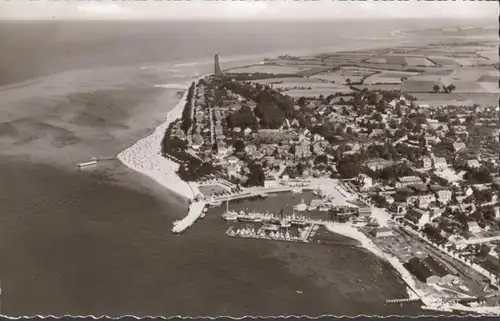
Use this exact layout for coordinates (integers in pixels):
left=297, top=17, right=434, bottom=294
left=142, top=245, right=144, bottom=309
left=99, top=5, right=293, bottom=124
left=0, top=158, right=437, bottom=317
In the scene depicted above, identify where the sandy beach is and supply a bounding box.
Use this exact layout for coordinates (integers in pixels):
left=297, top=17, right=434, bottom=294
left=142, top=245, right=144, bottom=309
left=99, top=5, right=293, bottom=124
left=117, top=83, right=195, bottom=201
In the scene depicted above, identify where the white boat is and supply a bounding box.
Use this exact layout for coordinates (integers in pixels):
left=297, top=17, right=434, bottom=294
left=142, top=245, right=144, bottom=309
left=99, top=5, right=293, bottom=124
left=209, top=200, right=222, bottom=207
left=200, top=212, right=206, bottom=219
left=294, top=199, right=307, bottom=212
left=307, top=205, right=317, bottom=211
left=77, top=157, right=98, bottom=168
left=222, top=211, right=238, bottom=221
left=292, top=187, right=302, bottom=194
left=281, top=220, right=291, bottom=228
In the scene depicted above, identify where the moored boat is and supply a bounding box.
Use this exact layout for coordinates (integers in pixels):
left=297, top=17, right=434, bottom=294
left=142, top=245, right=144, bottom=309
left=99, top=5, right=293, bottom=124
left=294, top=198, right=307, bottom=211
left=292, top=187, right=302, bottom=194
left=77, top=157, right=98, bottom=168
left=222, top=211, right=238, bottom=221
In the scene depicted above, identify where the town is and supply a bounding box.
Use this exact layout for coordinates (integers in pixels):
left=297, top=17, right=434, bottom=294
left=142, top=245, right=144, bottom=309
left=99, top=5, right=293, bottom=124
left=161, top=37, right=500, bottom=314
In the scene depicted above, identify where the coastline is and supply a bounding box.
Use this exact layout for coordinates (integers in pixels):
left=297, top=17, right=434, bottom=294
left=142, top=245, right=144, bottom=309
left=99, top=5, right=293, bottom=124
left=117, top=80, right=199, bottom=202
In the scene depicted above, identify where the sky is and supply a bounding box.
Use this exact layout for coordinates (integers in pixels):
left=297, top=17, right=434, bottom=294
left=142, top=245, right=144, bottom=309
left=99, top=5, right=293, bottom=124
left=0, top=0, right=498, bottom=20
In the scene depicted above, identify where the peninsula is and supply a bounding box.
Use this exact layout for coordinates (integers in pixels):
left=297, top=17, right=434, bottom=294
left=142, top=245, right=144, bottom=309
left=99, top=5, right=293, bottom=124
left=122, top=29, right=500, bottom=315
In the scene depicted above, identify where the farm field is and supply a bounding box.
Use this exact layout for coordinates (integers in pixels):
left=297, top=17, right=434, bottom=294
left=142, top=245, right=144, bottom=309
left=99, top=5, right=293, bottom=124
left=283, top=86, right=353, bottom=98
left=404, top=57, right=435, bottom=66
left=352, top=84, right=401, bottom=91
left=411, top=93, right=499, bottom=107
left=228, top=64, right=308, bottom=75
left=310, top=67, right=376, bottom=84
left=364, top=71, right=420, bottom=84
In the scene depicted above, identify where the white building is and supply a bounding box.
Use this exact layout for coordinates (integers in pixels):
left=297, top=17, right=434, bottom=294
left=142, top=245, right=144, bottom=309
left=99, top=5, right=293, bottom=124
left=467, top=159, right=481, bottom=168
left=396, top=176, right=423, bottom=188
left=432, top=157, right=448, bottom=170
left=467, top=221, right=482, bottom=234
left=422, top=157, right=432, bottom=169
left=357, top=173, right=373, bottom=192
left=437, top=190, right=452, bottom=204
left=371, top=227, right=394, bottom=238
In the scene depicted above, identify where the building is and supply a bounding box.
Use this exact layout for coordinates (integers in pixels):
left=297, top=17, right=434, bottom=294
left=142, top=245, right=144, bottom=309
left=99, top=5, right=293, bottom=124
left=404, top=256, right=457, bottom=285
left=437, top=189, right=452, bottom=204
left=357, top=173, right=373, bottom=192
left=422, top=156, right=432, bottom=169
left=371, top=227, right=394, bottom=238
left=214, top=53, right=226, bottom=77
left=453, top=142, right=466, bottom=152
left=467, top=159, right=481, bottom=169
left=417, top=194, right=436, bottom=209
left=396, top=176, right=423, bottom=188
left=432, top=157, right=448, bottom=170
left=467, top=221, right=482, bottom=234
left=406, top=208, right=430, bottom=228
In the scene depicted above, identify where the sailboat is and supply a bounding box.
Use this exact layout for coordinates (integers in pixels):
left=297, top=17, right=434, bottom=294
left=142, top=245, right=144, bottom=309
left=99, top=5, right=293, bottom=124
left=221, top=198, right=238, bottom=221
left=294, top=198, right=307, bottom=212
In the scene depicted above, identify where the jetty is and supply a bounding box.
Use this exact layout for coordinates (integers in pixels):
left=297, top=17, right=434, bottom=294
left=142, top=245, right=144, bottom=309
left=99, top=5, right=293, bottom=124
left=385, top=298, right=421, bottom=304
left=172, top=201, right=208, bottom=233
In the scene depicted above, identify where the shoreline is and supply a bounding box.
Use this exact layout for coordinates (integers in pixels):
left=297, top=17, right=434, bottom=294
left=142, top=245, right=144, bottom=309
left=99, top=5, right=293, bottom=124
left=117, top=80, right=201, bottom=202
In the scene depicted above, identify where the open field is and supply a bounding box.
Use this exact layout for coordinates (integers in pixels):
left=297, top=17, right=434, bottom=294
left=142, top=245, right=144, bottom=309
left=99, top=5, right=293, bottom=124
left=364, top=71, right=420, bottom=85
left=411, top=93, right=499, bottom=107
left=310, top=67, right=377, bottom=84
left=353, top=84, right=402, bottom=91
left=227, top=64, right=308, bottom=75
left=284, top=87, right=353, bottom=98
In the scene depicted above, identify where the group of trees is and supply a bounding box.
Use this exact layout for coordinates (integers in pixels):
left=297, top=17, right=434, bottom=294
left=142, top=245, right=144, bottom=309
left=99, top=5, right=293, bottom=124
left=433, top=84, right=456, bottom=93
left=246, top=163, right=265, bottom=187
left=178, top=160, right=219, bottom=182
left=180, top=82, right=196, bottom=134
left=464, top=166, right=493, bottom=184
left=226, top=106, right=258, bottom=130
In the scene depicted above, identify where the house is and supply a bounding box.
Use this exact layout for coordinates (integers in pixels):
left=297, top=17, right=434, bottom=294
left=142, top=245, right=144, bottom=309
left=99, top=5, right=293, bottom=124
left=244, top=127, right=253, bottom=136
left=295, top=142, right=312, bottom=158
left=396, top=176, right=423, bottom=188
left=406, top=208, right=430, bottom=228
left=217, top=141, right=229, bottom=155
left=422, top=157, right=432, bottom=169
left=371, top=227, right=394, bottom=238
left=467, top=221, right=482, bottom=234
left=245, top=144, right=257, bottom=154
left=418, top=194, right=436, bottom=209
left=432, top=157, right=448, bottom=170
left=437, top=189, right=452, bottom=204
left=365, top=159, right=394, bottom=171
left=404, top=256, right=457, bottom=285
left=227, top=156, right=239, bottom=165
left=453, top=142, right=466, bottom=152
left=467, top=159, right=481, bottom=169
left=357, top=173, right=373, bottom=192
left=192, top=134, right=204, bottom=149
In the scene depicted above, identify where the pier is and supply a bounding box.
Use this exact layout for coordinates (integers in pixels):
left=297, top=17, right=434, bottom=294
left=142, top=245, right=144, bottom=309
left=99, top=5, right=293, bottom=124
left=225, top=226, right=310, bottom=244
left=172, top=201, right=208, bottom=233
left=385, top=298, right=421, bottom=304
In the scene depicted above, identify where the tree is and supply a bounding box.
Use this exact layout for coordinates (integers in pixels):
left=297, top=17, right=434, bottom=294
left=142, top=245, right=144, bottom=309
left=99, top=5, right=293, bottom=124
left=233, top=140, right=245, bottom=153
left=247, top=163, right=265, bottom=187
left=447, top=84, right=456, bottom=93
left=298, top=97, right=307, bottom=108
left=345, top=78, right=351, bottom=85
left=336, top=160, right=359, bottom=178
left=433, top=84, right=440, bottom=93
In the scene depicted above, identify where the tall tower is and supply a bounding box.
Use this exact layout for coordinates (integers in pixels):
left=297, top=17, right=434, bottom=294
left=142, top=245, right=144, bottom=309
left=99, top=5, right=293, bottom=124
left=214, top=53, right=226, bottom=77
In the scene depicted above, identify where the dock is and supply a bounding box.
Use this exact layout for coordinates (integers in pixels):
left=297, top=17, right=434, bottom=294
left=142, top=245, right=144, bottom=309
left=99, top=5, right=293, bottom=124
left=225, top=226, right=310, bottom=244
left=385, top=298, right=421, bottom=304
left=172, top=201, right=208, bottom=233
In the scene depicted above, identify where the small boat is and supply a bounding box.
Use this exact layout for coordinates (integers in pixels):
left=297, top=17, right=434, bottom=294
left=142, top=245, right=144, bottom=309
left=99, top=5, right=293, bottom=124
left=222, top=211, right=238, bottom=221
left=292, top=187, right=302, bottom=194
left=77, top=157, right=98, bottom=168
left=209, top=200, right=222, bottom=207
left=200, top=212, right=206, bottom=219
left=281, top=220, right=291, bottom=228
left=259, top=193, right=268, bottom=198
left=294, top=199, right=307, bottom=212
left=262, top=224, right=280, bottom=231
